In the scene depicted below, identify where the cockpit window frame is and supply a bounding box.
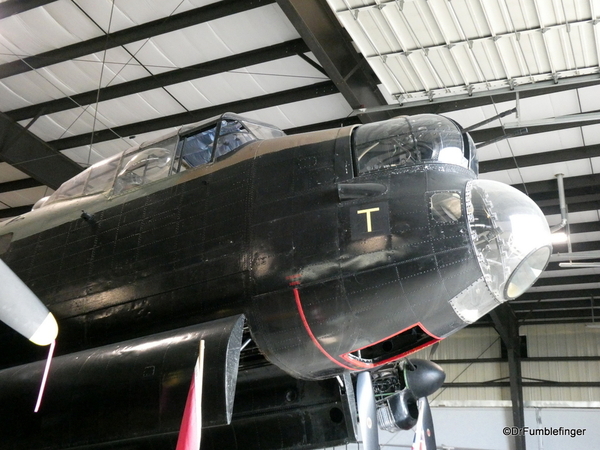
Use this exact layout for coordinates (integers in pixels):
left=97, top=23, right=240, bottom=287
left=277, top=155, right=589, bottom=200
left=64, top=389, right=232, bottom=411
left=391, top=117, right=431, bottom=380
left=35, top=113, right=285, bottom=208
left=351, top=114, right=475, bottom=176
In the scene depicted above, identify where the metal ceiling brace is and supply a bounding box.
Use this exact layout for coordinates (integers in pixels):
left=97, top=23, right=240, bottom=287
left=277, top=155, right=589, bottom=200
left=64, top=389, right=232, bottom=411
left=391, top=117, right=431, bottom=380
left=0, top=0, right=57, bottom=19
left=0, top=112, right=82, bottom=190
left=276, top=0, right=392, bottom=123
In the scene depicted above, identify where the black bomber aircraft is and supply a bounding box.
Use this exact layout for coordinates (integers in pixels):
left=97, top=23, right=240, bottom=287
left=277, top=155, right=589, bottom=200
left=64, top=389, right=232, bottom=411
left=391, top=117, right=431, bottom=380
left=0, top=112, right=552, bottom=450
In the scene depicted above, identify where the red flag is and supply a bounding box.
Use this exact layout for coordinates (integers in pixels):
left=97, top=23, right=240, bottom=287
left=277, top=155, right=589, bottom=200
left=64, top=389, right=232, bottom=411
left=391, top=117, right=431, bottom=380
left=176, top=340, right=205, bottom=450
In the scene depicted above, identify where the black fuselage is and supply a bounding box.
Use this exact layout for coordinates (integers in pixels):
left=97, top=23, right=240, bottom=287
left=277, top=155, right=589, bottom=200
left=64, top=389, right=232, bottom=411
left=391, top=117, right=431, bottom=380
left=0, top=124, right=476, bottom=378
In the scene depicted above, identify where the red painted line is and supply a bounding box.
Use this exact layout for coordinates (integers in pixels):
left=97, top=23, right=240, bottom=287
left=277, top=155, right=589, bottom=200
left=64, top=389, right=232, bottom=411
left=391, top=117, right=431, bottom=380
left=293, top=288, right=356, bottom=371
left=288, top=281, right=301, bottom=286
left=340, top=323, right=441, bottom=369
left=286, top=274, right=301, bottom=280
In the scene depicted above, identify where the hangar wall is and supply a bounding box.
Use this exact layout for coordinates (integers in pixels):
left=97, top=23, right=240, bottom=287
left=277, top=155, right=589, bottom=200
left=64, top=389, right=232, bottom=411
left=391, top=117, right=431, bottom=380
left=330, top=406, right=600, bottom=450
left=330, top=323, right=600, bottom=449
left=431, top=323, right=600, bottom=405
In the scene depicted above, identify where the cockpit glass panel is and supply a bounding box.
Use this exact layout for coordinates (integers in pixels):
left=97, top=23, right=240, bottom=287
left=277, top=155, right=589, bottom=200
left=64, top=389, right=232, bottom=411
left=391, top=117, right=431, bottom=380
left=214, top=119, right=255, bottom=160
left=465, top=133, right=479, bottom=175
left=113, top=136, right=177, bottom=195
left=47, top=171, right=88, bottom=204
left=84, top=154, right=120, bottom=196
left=243, top=120, right=285, bottom=140
left=178, top=126, right=217, bottom=170
left=36, top=113, right=285, bottom=207
left=354, top=114, right=469, bottom=174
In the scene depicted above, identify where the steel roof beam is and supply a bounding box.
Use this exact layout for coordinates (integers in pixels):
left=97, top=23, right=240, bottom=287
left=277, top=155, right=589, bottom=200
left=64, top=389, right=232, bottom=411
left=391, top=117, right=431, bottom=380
left=469, top=118, right=600, bottom=144
left=353, top=75, right=600, bottom=117
left=510, top=299, right=600, bottom=311
left=6, top=39, right=310, bottom=122
left=533, top=274, right=600, bottom=287
left=49, top=81, right=338, bottom=151
left=519, top=288, right=600, bottom=301
left=489, top=304, right=525, bottom=450
left=276, top=0, right=390, bottom=123
left=0, top=205, right=34, bottom=220
left=0, top=112, right=82, bottom=189
left=512, top=174, right=600, bottom=199
left=480, top=143, right=600, bottom=173
left=0, top=0, right=276, bottom=79
left=514, top=309, right=600, bottom=321
left=0, top=178, right=42, bottom=194
left=0, top=0, right=57, bottom=19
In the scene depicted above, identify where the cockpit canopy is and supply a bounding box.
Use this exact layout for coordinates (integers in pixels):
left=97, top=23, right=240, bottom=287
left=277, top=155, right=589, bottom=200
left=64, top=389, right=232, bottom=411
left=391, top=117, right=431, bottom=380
left=353, top=114, right=478, bottom=175
left=35, top=113, right=284, bottom=209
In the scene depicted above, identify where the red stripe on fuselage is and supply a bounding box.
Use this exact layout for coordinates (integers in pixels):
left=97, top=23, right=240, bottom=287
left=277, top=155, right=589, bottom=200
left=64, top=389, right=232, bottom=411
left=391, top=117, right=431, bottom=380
left=292, top=288, right=357, bottom=371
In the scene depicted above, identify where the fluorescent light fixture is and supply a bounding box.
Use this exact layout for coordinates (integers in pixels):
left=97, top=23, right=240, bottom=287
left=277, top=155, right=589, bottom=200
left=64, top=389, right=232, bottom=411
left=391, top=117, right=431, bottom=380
left=559, top=262, right=600, bottom=267
left=503, top=111, right=600, bottom=128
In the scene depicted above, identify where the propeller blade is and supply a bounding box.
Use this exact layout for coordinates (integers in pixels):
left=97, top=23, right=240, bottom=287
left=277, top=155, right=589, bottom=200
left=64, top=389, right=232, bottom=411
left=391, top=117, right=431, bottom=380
left=411, top=397, right=436, bottom=450
left=0, top=259, right=57, bottom=345
left=404, top=359, right=445, bottom=398
left=356, top=371, right=379, bottom=450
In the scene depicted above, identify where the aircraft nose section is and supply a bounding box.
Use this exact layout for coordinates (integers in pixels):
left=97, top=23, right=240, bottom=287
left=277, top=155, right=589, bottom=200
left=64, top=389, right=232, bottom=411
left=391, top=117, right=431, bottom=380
left=466, top=179, right=552, bottom=302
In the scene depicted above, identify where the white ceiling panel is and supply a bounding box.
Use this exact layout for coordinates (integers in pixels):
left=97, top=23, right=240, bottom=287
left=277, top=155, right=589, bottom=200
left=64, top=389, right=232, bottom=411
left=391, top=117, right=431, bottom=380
left=166, top=72, right=269, bottom=110
left=74, top=0, right=222, bottom=33
left=581, top=124, right=600, bottom=145
left=569, top=231, right=600, bottom=244
left=43, top=47, right=152, bottom=92
left=21, top=88, right=188, bottom=142
left=479, top=167, right=523, bottom=185
left=0, top=39, right=18, bottom=64
left=0, top=47, right=152, bottom=111
left=127, top=4, right=299, bottom=75
left=578, top=84, right=600, bottom=112
left=166, top=57, right=326, bottom=111
left=517, top=158, right=593, bottom=183
left=0, top=1, right=102, bottom=57
left=60, top=147, right=106, bottom=167
left=198, top=93, right=352, bottom=131
left=60, top=139, right=133, bottom=167
left=478, top=139, right=514, bottom=161
left=517, top=90, right=581, bottom=121
left=588, top=155, right=600, bottom=172
left=0, top=163, right=29, bottom=183
left=0, top=70, right=76, bottom=108
left=545, top=210, right=600, bottom=226
left=19, top=106, right=116, bottom=141
left=507, top=129, right=584, bottom=156
left=0, top=185, right=51, bottom=207
left=96, top=89, right=187, bottom=126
